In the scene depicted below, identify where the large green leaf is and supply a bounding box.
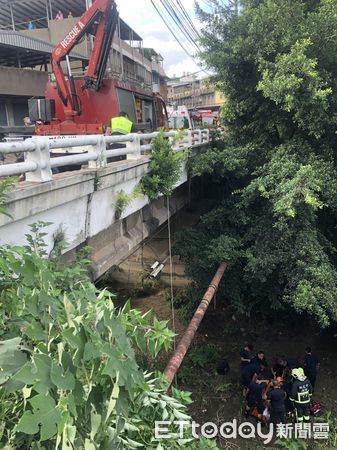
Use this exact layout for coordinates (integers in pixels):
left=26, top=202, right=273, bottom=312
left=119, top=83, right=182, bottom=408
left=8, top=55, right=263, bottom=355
left=0, top=337, right=27, bottom=385
left=25, top=320, right=46, bottom=341
left=105, top=373, right=120, bottom=423
left=16, top=394, right=61, bottom=441
left=50, top=361, right=75, bottom=390
left=13, top=353, right=52, bottom=394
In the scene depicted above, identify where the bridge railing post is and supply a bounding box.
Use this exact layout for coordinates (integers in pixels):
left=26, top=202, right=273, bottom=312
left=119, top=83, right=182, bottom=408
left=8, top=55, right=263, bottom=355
left=187, top=130, right=193, bottom=148
left=24, top=137, right=52, bottom=182
left=193, top=130, right=202, bottom=146
left=88, top=135, right=107, bottom=169
left=126, top=134, right=141, bottom=160
left=202, top=128, right=210, bottom=143
left=170, top=132, right=185, bottom=152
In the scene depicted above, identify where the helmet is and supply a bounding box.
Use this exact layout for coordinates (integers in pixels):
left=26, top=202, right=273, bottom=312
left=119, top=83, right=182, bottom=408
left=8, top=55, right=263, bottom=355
left=292, top=368, right=300, bottom=379
left=292, top=367, right=306, bottom=381
left=297, top=368, right=305, bottom=377
left=297, top=367, right=306, bottom=381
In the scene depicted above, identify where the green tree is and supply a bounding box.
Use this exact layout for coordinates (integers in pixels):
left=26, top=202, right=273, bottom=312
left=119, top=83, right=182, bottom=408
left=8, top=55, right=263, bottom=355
left=139, top=130, right=187, bottom=200
left=0, top=224, right=218, bottom=449
left=176, top=0, right=337, bottom=326
left=0, top=177, right=16, bottom=218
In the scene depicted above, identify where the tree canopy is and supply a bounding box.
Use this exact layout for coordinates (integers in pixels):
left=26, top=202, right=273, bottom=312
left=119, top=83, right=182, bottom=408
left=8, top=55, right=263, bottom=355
left=176, top=0, right=337, bottom=327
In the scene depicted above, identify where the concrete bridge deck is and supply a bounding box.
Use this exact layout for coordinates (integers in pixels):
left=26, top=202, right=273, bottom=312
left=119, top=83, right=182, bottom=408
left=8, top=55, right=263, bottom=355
left=0, top=130, right=210, bottom=278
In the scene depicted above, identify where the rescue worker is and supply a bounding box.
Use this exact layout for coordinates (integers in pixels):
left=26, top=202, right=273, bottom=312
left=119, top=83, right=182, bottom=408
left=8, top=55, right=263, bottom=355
left=245, top=374, right=267, bottom=418
left=267, top=380, right=287, bottom=424
left=271, top=356, right=286, bottom=378
left=304, top=347, right=320, bottom=392
left=290, top=368, right=313, bottom=422
left=242, top=361, right=264, bottom=388
left=240, top=344, right=254, bottom=372
left=284, top=356, right=301, bottom=369
left=110, top=111, right=135, bottom=136
left=251, top=350, right=268, bottom=367
left=108, top=111, right=136, bottom=160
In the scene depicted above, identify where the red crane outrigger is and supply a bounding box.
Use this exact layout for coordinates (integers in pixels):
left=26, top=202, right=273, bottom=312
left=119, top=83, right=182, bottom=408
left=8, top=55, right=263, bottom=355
left=32, top=0, right=119, bottom=135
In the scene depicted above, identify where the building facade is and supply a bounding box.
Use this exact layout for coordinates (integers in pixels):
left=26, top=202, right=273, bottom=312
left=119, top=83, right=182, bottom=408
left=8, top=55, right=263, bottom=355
left=0, top=0, right=167, bottom=131
left=167, top=74, right=225, bottom=111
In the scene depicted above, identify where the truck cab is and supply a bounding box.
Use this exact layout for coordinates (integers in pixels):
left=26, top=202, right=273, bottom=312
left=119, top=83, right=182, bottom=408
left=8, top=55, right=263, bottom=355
left=167, top=105, right=194, bottom=130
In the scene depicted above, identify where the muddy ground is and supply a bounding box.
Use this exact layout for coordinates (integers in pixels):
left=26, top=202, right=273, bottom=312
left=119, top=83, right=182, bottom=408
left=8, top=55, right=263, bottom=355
left=129, top=289, right=337, bottom=449
left=101, top=203, right=337, bottom=449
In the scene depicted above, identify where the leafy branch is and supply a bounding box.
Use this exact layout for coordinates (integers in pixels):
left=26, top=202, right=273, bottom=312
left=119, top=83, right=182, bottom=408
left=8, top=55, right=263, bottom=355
left=0, top=177, right=16, bottom=218
left=139, top=130, right=187, bottom=201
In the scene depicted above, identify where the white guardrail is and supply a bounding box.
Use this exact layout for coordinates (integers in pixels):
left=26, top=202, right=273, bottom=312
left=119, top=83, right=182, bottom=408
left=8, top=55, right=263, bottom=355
left=0, top=129, right=210, bottom=182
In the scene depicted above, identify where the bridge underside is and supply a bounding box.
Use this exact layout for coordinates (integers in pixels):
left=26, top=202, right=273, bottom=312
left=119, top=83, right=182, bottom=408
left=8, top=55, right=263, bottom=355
left=79, top=182, right=191, bottom=280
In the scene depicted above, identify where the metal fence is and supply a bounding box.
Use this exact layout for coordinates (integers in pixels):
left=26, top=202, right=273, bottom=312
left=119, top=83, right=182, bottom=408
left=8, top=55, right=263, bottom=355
left=0, top=129, right=210, bottom=182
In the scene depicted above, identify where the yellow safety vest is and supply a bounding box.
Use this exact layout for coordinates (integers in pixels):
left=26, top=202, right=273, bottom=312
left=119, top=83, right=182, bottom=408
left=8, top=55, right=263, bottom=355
left=111, top=116, right=133, bottom=134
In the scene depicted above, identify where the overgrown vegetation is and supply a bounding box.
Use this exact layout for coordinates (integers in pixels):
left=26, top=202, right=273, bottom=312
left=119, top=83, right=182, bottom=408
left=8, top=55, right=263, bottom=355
left=175, top=0, right=337, bottom=327
left=0, top=223, right=218, bottom=449
left=0, top=177, right=16, bottom=218
left=168, top=285, right=208, bottom=322
left=132, top=268, right=159, bottom=297
left=139, top=130, right=187, bottom=200
left=114, top=187, right=141, bottom=218
left=177, top=344, right=221, bottom=385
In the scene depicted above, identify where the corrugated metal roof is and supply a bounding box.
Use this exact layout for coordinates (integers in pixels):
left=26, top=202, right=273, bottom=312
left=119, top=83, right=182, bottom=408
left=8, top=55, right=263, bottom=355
left=0, top=0, right=142, bottom=41
left=0, top=0, right=84, bottom=30
left=0, top=30, right=87, bottom=59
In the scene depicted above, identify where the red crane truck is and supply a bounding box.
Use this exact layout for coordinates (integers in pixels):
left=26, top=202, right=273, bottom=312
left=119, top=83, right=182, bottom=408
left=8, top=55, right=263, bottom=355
left=29, top=0, right=168, bottom=136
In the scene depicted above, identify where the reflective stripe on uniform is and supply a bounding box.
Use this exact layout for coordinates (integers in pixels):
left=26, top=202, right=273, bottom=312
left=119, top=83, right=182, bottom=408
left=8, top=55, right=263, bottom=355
left=296, top=391, right=310, bottom=404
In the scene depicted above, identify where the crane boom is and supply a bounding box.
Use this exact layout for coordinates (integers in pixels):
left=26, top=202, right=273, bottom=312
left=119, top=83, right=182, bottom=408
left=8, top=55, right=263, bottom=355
left=52, top=0, right=118, bottom=118
left=30, top=0, right=168, bottom=136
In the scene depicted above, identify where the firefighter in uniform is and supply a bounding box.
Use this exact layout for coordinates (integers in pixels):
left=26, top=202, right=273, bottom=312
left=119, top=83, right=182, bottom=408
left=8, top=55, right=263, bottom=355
left=290, top=368, right=313, bottom=422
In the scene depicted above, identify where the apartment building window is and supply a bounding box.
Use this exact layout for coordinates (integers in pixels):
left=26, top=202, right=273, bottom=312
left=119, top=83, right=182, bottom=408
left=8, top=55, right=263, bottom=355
left=109, top=49, right=121, bottom=75
left=0, top=103, right=7, bottom=126
left=136, top=64, right=145, bottom=82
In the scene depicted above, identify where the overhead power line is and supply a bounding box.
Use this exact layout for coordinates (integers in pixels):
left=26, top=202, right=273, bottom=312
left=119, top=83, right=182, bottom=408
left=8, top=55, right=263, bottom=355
left=159, top=0, right=200, bottom=52
left=150, top=0, right=196, bottom=60
left=175, top=0, right=201, bottom=39
left=151, top=0, right=210, bottom=75
left=165, top=0, right=198, bottom=44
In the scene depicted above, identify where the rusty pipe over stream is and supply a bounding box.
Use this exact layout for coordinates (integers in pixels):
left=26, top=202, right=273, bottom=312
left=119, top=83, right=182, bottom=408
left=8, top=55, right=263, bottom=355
left=164, top=262, right=227, bottom=389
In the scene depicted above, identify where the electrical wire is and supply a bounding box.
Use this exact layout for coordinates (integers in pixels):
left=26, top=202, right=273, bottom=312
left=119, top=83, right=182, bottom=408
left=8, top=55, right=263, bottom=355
left=159, top=0, right=200, bottom=52
left=166, top=0, right=200, bottom=42
left=151, top=0, right=211, bottom=75
left=174, top=0, right=201, bottom=39
left=150, top=0, right=196, bottom=60
left=157, top=0, right=199, bottom=54
left=160, top=0, right=200, bottom=51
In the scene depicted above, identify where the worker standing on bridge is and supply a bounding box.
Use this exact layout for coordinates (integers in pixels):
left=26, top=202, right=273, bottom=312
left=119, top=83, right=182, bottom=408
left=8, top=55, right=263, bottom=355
left=108, top=112, right=136, bottom=159
left=111, top=111, right=135, bottom=137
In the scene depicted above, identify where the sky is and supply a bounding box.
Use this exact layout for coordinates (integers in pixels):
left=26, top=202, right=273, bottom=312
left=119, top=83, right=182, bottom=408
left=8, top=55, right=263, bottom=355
left=116, top=0, right=205, bottom=78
